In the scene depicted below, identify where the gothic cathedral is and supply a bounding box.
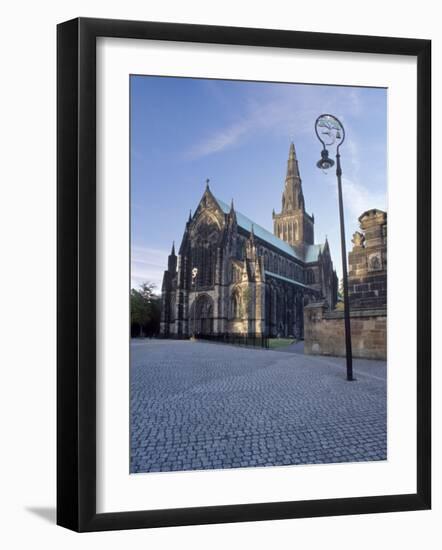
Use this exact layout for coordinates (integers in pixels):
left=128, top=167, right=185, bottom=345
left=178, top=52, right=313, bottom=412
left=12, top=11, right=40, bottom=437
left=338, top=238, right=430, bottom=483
left=160, top=143, right=338, bottom=338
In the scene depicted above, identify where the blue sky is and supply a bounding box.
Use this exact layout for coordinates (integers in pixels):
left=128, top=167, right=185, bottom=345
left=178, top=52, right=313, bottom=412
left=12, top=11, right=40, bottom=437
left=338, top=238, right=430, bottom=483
left=131, top=75, right=387, bottom=291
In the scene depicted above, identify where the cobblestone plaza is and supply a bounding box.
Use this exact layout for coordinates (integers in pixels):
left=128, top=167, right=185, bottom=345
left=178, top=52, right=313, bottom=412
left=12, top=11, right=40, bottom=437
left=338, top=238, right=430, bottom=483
left=130, top=340, right=386, bottom=473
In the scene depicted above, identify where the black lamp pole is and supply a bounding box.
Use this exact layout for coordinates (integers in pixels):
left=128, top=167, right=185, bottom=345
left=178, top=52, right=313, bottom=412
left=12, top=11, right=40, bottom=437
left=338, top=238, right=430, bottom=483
left=315, top=114, right=354, bottom=381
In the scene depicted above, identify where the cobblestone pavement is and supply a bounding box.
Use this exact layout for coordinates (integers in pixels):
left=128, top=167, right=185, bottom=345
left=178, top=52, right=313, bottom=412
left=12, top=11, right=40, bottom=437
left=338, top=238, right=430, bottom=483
left=130, top=340, right=386, bottom=473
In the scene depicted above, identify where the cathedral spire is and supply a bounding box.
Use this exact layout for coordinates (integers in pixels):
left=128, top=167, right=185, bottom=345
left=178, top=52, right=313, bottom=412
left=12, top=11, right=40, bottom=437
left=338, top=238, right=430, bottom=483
left=286, top=142, right=300, bottom=178
left=171, top=241, right=175, bottom=255
left=188, top=209, right=192, bottom=223
left=282, top=142, right=304, bottom=212
left=273, top=142, right=314, bottom=249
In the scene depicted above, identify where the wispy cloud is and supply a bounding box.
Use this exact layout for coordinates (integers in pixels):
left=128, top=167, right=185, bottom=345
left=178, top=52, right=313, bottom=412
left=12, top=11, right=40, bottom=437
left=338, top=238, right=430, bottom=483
left=346, top=88, right=362, bottom=117
left=342, top=177, right=387, bottom=223
left=322, top=137, right=386, bottom=227
left=185, top=90, right=313, bottom=159
left=322, top=120, right=386, bottom=224
left=187, top=118, right=250, bottom=158
left=185, top=85, right=363, bottom=160
left=344, top=136, right=361, bottom=176
left=131, top=245, right=169, bottom=292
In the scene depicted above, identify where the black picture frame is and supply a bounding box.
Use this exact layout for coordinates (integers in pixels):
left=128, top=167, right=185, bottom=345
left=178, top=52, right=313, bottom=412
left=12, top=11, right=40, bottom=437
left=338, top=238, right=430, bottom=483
left=57, top=17, right=431, bottom=532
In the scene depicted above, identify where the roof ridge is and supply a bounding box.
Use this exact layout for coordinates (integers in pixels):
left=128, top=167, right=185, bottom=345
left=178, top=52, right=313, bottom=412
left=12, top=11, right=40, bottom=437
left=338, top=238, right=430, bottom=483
left=214, top=196, right=324, bottom=264
left=214, top=196, right=301, bottom=259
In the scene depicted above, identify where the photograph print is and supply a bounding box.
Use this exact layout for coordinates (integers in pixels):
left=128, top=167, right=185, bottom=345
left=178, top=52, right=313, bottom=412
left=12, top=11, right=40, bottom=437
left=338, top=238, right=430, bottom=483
left=130, top=75, right=387, bottom=475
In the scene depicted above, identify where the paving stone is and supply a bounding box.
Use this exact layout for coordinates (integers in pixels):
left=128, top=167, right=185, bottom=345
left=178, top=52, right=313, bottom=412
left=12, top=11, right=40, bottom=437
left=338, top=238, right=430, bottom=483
left=130, top=340, right=387, bottom=473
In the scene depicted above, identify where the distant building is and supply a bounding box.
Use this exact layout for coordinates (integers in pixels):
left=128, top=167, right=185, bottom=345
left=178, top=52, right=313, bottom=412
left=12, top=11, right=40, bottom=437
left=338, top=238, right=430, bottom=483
left=160, top=143, right=338, bottom=338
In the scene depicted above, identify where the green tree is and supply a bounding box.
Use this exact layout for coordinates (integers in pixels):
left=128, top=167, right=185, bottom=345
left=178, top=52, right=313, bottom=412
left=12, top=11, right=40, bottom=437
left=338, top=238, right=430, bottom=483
left=130, top=282, right=161, bottom=337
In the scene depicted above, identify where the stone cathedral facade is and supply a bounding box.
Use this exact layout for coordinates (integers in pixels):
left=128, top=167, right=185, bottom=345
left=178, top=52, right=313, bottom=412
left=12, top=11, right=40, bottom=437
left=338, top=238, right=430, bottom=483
left=160, top=143, right=338, bottom=339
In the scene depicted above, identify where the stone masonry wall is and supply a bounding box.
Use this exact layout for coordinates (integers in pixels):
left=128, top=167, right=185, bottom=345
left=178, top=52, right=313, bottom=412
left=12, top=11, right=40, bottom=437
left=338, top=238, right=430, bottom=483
left=348, top=209, right=387, bottom=309
left=304, top=302, right=386, bottom=360
left=303, top=209, right=387, bottom=361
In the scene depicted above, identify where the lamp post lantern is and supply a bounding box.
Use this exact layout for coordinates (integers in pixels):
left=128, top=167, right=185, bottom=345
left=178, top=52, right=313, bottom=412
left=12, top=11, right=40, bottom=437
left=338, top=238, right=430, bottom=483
left=191, top=267, right=198, bottom=340
left=314, top=114, right=355, bottom=381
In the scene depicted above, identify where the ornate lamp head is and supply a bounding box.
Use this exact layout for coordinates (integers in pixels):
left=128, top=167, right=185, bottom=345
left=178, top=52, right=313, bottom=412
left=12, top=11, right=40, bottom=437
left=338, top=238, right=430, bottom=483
left=314, top=113, right=345, bottom=171
left=316, top=149, right=335, bottom=170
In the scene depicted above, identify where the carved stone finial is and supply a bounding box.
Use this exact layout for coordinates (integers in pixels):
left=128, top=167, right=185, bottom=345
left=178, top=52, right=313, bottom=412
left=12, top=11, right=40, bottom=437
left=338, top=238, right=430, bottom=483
left=352, top=231, right=365, bottom=249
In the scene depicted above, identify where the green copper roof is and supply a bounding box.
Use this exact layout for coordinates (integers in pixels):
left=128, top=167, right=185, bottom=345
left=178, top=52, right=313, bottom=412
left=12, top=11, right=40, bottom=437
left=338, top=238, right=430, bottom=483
left=215, top=197, right=302, bottom=260
left=215, top=197, right=324, bottom=264
left=264, top=270, right=312, bottom=289
left=304, top=243, right=324, bottom=263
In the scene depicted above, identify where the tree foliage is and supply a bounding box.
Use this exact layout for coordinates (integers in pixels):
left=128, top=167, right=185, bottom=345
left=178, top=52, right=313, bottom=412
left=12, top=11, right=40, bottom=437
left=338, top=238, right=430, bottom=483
left=130, top=282, right=161, bottom=337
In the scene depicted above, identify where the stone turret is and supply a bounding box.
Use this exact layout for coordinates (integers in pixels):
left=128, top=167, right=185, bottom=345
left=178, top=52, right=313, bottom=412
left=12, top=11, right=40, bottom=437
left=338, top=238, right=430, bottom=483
left=348, top=209, right=387, bottom=309
left=167, top=241, right=177, bottom=273
left=246, top=224, right=257, bottom=261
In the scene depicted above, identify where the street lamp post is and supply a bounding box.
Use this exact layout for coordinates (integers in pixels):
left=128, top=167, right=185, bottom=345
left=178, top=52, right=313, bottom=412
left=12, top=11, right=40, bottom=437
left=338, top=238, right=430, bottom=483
left=314, top=114, right=355, bottom=381
left=191, top=267, right=198, bottom=340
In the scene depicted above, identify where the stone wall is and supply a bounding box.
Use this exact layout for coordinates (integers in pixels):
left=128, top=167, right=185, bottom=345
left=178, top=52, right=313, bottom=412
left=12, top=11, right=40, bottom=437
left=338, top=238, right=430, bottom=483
left=303, top=208, right=387, bottom=361
left=304, top=301, right=386, bottom=360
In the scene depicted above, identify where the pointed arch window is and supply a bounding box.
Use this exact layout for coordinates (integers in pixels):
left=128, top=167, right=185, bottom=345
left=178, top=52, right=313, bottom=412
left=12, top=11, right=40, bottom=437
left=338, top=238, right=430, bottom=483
left=231, top=289, right=242, bottom=319
left=264, top=251, right=269, bottom=270
left=191, top=218, right=218, bottom=288
left=294, top=220, right=299, bottom=241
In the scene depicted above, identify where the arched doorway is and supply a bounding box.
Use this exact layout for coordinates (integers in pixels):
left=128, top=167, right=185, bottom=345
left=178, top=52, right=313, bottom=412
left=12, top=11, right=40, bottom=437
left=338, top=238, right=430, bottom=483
left=191, top=294, right=214, bottom=335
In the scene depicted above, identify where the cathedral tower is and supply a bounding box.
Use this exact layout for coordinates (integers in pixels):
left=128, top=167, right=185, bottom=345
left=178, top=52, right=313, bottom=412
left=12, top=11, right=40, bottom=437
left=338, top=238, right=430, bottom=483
left=272, top=142, right=314, bottom=255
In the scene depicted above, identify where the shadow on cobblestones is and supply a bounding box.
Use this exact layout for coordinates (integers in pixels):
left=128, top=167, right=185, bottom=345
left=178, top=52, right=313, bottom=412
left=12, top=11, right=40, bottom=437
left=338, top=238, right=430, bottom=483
left=130, top=339, right=386, bottom=473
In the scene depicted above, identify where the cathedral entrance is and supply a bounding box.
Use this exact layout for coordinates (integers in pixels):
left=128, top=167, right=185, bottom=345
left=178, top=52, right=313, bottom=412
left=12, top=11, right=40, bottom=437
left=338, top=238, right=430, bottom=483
left=191, top=294, right=214, bottom=336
